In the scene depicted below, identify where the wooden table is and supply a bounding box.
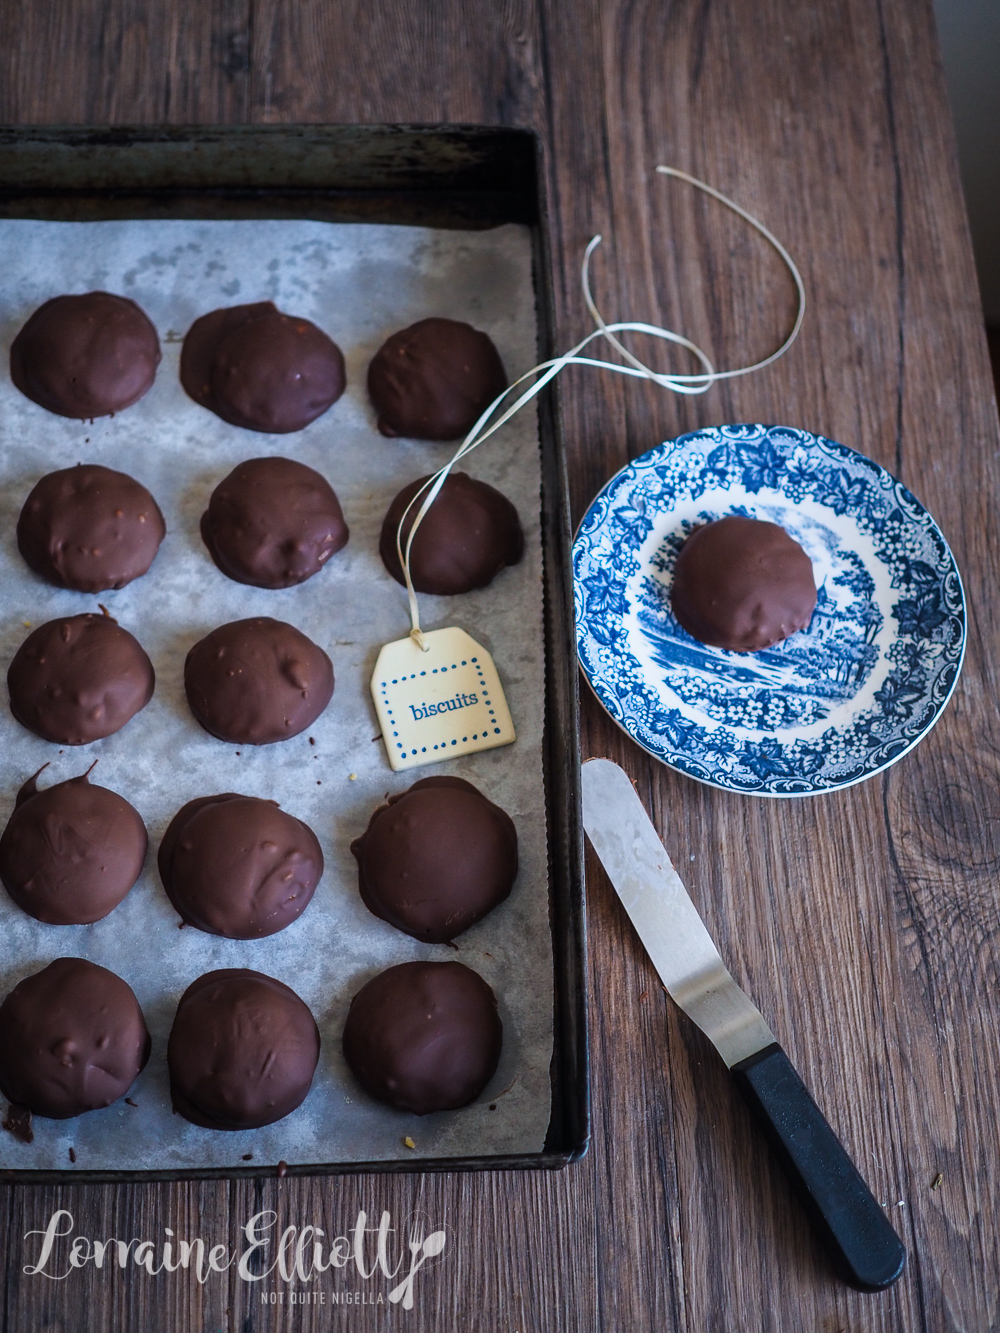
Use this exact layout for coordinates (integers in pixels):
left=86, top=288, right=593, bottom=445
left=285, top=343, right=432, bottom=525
left=2, top=2, right=998, bottom=1329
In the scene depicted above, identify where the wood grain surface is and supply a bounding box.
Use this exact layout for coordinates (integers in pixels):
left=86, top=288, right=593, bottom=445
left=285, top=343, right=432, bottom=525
left=2, top=1, right=999, bottom=1329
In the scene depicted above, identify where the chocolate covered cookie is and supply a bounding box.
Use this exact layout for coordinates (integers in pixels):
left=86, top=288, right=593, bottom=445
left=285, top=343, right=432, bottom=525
left=342, top=961, right=502, bottom=1114
left=351, top=776, right=517, bottom=942
left=368, top=318, right=507, bottom=440
left=379, top=471, right=523, bottom=595
left=183, top=617, right=334, bottom=745
left=158, top=793, right=323, bottom=938
left=0, top=958, right=150, bottom=1119
left=0, top=765, right=147, bottom=925
left=8, top=612, right=155, bottom=745
left=180, top=302, right=345, bottom=433
left=670, top=515, right=817, bottom=653
left=10, top=292, right=160, bottom=419
left=168, top=969, right=320, bottom=1130
left=17, top=463, right=166, bottom=592
left=200, top=456, right=348, bottom=588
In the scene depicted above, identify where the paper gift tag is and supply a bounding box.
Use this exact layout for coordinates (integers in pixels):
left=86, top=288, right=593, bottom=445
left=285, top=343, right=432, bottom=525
left=371, top=626, right=516, bottom=772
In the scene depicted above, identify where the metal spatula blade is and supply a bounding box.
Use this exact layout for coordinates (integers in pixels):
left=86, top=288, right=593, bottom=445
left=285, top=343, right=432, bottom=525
left=581, top=757, right=906, bottom=1292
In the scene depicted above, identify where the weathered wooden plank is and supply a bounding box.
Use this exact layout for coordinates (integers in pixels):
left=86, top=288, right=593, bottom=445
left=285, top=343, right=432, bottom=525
left=0, top=0, right=251, bottom=124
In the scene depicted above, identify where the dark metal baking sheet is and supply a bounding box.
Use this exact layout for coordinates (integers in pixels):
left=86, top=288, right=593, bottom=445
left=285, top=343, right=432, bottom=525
left=0, top=124, right=587, bottom=1181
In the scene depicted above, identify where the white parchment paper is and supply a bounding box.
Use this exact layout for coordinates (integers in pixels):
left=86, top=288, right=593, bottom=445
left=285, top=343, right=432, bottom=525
left=0, top=218, right=551, bottom=1170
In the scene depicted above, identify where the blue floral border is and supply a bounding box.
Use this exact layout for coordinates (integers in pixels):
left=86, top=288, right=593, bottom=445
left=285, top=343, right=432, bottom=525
left=573, top=425, right=966, bottom=795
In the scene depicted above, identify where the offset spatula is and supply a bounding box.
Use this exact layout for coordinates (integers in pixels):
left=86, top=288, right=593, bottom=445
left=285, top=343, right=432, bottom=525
left=581, top=758, right=906, bottom=1292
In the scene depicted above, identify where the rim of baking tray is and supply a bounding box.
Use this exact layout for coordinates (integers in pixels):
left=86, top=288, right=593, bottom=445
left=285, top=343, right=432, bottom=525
left=572, top=423, right=967, bottom=797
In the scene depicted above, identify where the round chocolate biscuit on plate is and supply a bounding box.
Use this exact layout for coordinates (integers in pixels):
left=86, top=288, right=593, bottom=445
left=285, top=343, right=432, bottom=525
left=573, top=424, right=967, bottom=795
left=167, top=969, right=320, bottom=1130
left=17, top=463, right=166, bottom=593
left=158, top=793, right=323, bottom=939
left=671, top=514, right=817, bottom=653
left=200, top=456, right=348, bottom=589
left=10, top=292, right=160, bottom=419
left=368, top=317, right=507, bottom=441
left=342, top=961, right=502, bottom=1115
left=351, top=776, right=517, bottom=942
left=379, top=471, right=523, bottom=595
left=7, top=612, right=155, bottom=745
left=183, top=617, right=333, bottom=745
left=0, top=765, right=147, bottom=925
left=0, top=958, right=150, bottom=1119
left=180, top=302, right=345, bottom=433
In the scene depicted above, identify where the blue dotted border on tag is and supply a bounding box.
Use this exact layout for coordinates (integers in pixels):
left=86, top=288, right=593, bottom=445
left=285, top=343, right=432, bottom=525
left=379, top=657, right=502, bottom=759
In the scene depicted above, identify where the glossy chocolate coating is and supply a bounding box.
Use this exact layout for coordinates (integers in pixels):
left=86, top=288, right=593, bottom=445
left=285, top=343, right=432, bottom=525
left=183, top=617, right=334, bottom=745
left=342, top=961, right=502, bottom=1114
left=10, top=292, right=160, bottom=419
left=0, top=766, right=147, bottom=925
left=367, top=317, right=507, bottom=441
left=379, top=471, right=523, bottom=595
left=17, top=463, right=166, bottom=592
left=158, top=793, right=323, bottom=939
left=200, top=456, right=348, bottom=588
left=8, top=612, right=155, bottom=745
left=351, top=776, right=517, bottom=943
left=167, top=968, right=320, bottom=1130
left=0, top=958, right=150, bottom=1119
left=180, top=302, right=345, bottom=433
left=670, top=516, right=817, bottom=653
left=179, top=302, right=273, bottom=410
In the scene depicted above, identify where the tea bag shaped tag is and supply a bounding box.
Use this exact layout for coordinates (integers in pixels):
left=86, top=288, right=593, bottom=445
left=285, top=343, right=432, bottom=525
left=372, top=627, right=515, bottom=772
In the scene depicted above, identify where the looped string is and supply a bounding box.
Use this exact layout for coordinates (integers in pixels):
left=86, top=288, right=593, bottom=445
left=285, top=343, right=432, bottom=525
left=397, top=164, right=806, bottom=646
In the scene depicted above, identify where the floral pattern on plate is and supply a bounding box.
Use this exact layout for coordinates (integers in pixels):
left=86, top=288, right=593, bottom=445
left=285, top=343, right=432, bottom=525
left=573, top=424, right=965, bottom=795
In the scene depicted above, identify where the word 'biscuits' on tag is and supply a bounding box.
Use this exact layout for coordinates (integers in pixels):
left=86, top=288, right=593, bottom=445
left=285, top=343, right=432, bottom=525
left=372, top=626, right=515, bottom=773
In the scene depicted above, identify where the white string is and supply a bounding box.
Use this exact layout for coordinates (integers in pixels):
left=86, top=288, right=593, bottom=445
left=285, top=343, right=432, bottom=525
left=398, top=164, right=806, bottom=647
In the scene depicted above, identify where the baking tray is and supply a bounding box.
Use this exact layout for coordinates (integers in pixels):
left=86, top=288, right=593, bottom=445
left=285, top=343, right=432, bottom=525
left=0, top=124, right=587, bottom=1181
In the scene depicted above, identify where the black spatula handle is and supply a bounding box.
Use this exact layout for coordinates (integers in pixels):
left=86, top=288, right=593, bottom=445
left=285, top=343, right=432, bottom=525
left=731, top=1043, right=906, bottom=1291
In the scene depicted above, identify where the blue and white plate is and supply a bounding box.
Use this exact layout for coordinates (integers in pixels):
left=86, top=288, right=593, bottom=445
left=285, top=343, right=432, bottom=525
left=573, top=424, right=966, bottom=796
